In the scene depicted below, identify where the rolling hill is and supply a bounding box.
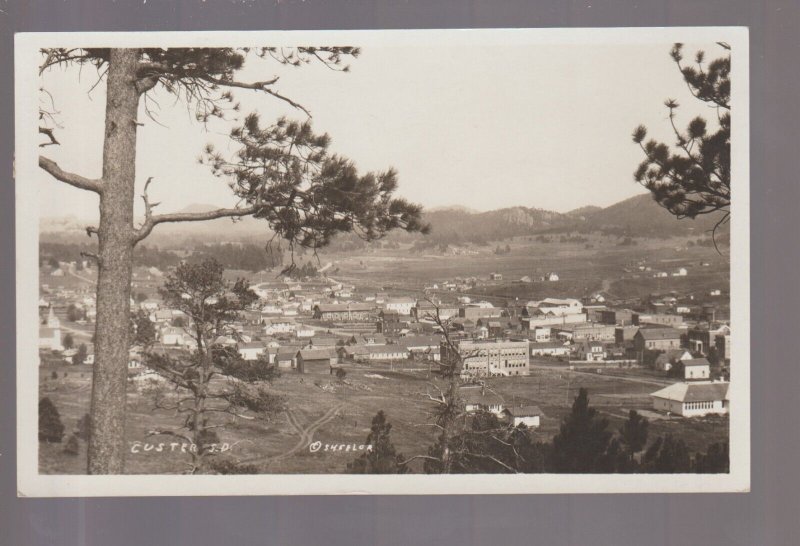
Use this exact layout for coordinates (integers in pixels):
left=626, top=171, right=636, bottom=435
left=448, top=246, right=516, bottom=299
left=40, top=193, right=728, bottom=246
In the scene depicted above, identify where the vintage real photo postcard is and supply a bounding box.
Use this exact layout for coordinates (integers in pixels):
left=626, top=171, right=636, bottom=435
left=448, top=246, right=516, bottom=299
left=15, top=27, right=749, bottom=496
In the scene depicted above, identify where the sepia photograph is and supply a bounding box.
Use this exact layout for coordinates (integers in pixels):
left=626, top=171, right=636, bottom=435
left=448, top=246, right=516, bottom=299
left=15, top=28, right=749, bottom=496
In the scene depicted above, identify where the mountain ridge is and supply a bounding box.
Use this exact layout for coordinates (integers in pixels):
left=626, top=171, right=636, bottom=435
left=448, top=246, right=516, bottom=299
left=41, top=193, right=727, bottom=245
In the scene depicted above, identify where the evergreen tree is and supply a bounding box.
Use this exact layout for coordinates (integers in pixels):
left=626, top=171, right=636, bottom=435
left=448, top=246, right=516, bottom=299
left=693, top=441, right=729, bottom=473
left=642, top=434, right=692, bottom=473
left=145, top=259, right=283, bottom=474
left=39, top=47, right=428, bottom=474
left=632, top=43, right=731, bottom=245
left=549, top=388, right=612, bottom=473
left=72, top=343, right=88, bottom=366
left=620, top=409, right=649, bottom=456
left=76, top=413, right=92, bottom=442
left=348, top=411, right=408, bottom=474
left=39, top=397, right=65, bottom=443
left=62, top=333, right=74, bottom=350
left=63, top=434, right=80, bottom=456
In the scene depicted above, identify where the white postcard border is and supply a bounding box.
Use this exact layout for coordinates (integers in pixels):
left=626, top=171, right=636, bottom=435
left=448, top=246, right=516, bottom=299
left=15, top=27, right=750, bottom=496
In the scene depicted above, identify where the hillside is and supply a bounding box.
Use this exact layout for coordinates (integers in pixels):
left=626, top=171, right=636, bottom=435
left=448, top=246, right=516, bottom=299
left=40, top=193, right=729, bottom=247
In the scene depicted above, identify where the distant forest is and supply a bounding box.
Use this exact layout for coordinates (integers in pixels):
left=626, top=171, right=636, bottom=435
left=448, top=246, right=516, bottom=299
left=40, top=242, right=292, bottom=273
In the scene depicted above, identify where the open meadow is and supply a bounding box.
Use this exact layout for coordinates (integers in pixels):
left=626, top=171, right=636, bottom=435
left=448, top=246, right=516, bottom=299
left=39, top=358, right=729, bottom=474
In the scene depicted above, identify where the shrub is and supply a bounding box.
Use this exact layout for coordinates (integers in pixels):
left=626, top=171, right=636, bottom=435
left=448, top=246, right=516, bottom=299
left=76, top=413, right=92, bottom=441
left=63, top=434, right=80, bottom=456
left=39, top=397, right=65, bottom=443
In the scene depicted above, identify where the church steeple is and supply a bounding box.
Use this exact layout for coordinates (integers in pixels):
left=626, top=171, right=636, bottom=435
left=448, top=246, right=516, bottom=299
left=47, top=307, right=60, bottom=329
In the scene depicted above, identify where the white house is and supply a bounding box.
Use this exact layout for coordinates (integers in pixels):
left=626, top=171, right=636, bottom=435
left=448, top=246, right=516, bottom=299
left=263, top=319, right=295, bottom=336
left=503, top=405, right=543, bottom=428
left=529, top=341, right=571, bottom=357
left=295, top=327, right=316, bottom=338
left=672, top=267, right=688, bottom=277
left=650, top=381, right=729, bottom=417
left=528, top=298, right=583, bottom=318
left=160, top=326, right=185, bottom=346
left=238, top=341, right=268, bottom=361
left=654, top=349, right=693, bottom=372
left=546, top=272, right=560, bottom=282
left=574, top=340, right=606, bottom=362
left=532, top=326, right=551, bottom=342
left=460, top=385, right=504, bottom=415
left=682, top=357, right=711, bottom=381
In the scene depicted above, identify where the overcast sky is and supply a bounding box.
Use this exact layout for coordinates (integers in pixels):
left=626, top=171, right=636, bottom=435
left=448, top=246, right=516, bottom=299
left=36, top=40, right=724, bottom=220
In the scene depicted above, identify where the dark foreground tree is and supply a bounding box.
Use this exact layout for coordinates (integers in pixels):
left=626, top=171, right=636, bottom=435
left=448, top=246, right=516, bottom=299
left=72, top=343, right=88, bottom=366
left=63, top=434, right=80, bottom=456
left=39, top=48, right=428, bottom=473
left=347, top=411, right=408, bottom=474
left=76, top=413, right=92, bottom=442
left=145, top=258, right=284, bottom=473
left=642, top=434, right=692, bottom=473
left=693, top=441, right=729, bottom=473
left=550, top=388, right=612, bottom=473
left=39, top=397, right=65, bottom=443
left=632, top=43, right=731, bottom=246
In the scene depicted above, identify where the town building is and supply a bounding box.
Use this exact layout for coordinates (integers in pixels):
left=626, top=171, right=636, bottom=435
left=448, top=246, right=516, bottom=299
left=442, top=339, right=530, bottom=377
left=600, top=309, right=636, bottom=326
left=384, top=297, right=416, bottom=315
left=296, top=348, right=338, bottom=373
left=650, top=381, right=729, bottom=417
left=633, top=327, right=682, bottom=353
left=313, top=303, right=375, bottom=322
left=529, top=341, right=571, bottom=357
left=682, top=357, right=712, bottom=381
left=654, top=349, right=693, bottom=372
left=459, top=385, right=505, bottom=414
left=413, top=301, right=459, bottom=321
left=38, top=307, right=63, bottom=352
left=238, top=341, right=268, bottom=361
left=574, top=340, right=607, bottom=362
left=503, top=405, right=543, bottom=428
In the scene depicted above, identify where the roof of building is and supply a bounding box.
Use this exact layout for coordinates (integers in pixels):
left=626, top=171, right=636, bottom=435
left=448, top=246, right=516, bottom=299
left=682, top=357, right=712, bottom=368
left=387, top=297, right=416, bottom=304
left=276, top=346, right=302, bottom=358
left=459, top=386, right=504, bottom=406
left=655, top=349, right=692, bottom=364
left=238, top=342, right=266, bottom=350
left=637, top=327, right=682, bottom=340
left=316, top=303, right=375, bottom=313
left=298, top=348, right=337, bottom=360
left=338, top=345, right=370, bottom=356
left=505, top=405, right=543, bottom=417
left=650, top=381, right=729, bottom=402
left=530, top=341, right=570, bottom=349
left=365, top=345, right=409, bottom=355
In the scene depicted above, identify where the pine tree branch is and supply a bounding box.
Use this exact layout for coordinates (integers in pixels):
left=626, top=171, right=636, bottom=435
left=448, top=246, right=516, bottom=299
left=39, top=156, right=102, bottom=194
left=133, top=176, right=259, bottom=244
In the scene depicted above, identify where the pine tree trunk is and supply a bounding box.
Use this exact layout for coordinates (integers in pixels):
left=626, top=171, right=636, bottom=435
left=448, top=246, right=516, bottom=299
left=87, top=49, right=139, bottom=474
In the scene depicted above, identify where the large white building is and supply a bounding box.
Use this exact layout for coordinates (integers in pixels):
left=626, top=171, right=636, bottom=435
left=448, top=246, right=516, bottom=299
left=528, top=298, right=583, bottom=316
left=385, top=297, right=417, bottom=315
left=443, top=339, right=530, bottom=377
left=650, top=381, right=729, bottom=417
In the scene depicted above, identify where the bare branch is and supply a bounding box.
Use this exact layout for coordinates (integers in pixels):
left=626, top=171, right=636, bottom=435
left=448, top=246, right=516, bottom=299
left=39, top=127, right=60, bottom=147
left=39, top=156, right=102, bottom=194
left=133, top=177, right=258, bottom=244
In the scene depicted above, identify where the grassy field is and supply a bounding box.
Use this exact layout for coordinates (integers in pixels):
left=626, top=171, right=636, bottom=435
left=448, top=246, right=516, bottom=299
left=316, top=235, right=729, bottom=306
left=39, top=360, right=729, bottom=474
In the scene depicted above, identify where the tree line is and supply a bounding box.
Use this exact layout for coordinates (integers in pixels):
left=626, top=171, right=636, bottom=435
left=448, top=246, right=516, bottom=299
left=348, top=389, right=729, bottom=475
